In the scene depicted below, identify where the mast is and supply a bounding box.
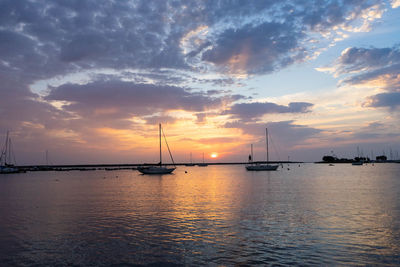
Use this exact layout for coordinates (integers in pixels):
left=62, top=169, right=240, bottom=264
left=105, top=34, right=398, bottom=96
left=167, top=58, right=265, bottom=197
left=251, top=144, right=253, bottom=163
left=5, top=131, right=9, bottom=165
left=159, top=123, right=162, bottom=166
left=266, top=128, right=269, bottom=163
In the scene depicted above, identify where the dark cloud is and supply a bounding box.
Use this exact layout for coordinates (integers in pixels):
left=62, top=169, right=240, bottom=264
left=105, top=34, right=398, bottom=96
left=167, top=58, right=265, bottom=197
left=0, top=0, right=385, bottom=80
left=0, top=0, right=390, bottom=163
left=144, top=115, right=177, bottom=125
left=201, top=22, right=305, bottom=74
left=363, top=92, right=400, bottom=109
left=335, top=45, right=400, bottom=110
left=337, top=46, right=400, bottom=74
left=299, top=0, right=378, bottom=31
left=224, top=101, right=313, bottom=120
left=0, top=74, right=69, bottom=133
left=60, top=33, right=110, bottom=63
left=342, top=63, right=400, bottom=88
left=45, top=80, right=231, bottom=120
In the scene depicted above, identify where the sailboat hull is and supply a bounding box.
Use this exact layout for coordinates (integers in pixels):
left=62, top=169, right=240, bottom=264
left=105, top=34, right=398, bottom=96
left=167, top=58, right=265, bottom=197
left=197, top=163, right=208, bottom=167
left=0, top=166, right=20, bottom=174
left=137, top=166, right=175, bottom=174
left=246, top=164, right=278, bottom=171
left=139, top=124, right=176, bottom=175
left=246, top=128, right=279, bottom=171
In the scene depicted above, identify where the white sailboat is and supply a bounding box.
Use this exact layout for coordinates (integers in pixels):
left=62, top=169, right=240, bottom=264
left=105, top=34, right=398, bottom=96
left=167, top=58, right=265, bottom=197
left=246, top=128, right=279, bottom=171
left=0, top=131, right=19, bottom=174
left=137, top=124, right=176, bottom=174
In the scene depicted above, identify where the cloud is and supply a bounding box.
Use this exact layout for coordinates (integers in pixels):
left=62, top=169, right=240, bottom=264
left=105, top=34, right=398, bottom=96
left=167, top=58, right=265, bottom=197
left=224, top=101, right=313, bottom=120
left=0, top=0, right=387, bottom=81
left=197, top=137, right=238, bottom=145
left=321, top=45, right=400, bottom=110
left=391, top=0, right=400, bottom=8
left=0, top=74, right=69, bottom=132
left=225, top=120, right=322, bottom=149
left=201, top=22, right=306, bottom=75
left=350, top=121, right=400, bottom=140
left=0, top=0, right=394, bottom=164
left=144, top=115, right=177, bottom=125
left=342, top=63, right=400, bottom=89
left=363, top=92, right=400, bottom=109
left=45, top=80, right=237, bottom=122
left=336, top=46, right=400, bottom=75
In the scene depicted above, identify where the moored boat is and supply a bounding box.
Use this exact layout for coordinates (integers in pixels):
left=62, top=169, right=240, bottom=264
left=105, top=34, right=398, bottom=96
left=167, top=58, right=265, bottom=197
left=246, top=128, right=279, bottom=171
left=197, top=152, right=208, bottom=167
left=185, top=152, right=195, bottom=166
left=137, top=124, right=176, bottom=175
left=1, top=131, right=20, bottom=174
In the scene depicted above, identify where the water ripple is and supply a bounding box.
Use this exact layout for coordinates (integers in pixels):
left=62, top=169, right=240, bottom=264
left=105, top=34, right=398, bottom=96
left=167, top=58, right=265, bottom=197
left=1, top=165, right=400, bottom=265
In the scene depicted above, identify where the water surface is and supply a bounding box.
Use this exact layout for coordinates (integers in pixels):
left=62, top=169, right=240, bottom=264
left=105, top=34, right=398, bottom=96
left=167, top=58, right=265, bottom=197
left=1, top=164, right=399, bottom=265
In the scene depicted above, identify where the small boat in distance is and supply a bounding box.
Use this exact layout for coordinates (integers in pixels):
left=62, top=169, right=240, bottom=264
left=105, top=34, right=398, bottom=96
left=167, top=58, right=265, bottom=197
left=137, top=124, right=176, bottom=174
left=185, top=152, right=195, bottom=166
left=198, top=152, right=208, bottom=167
left=1, top=131, right=20, bottom=174
left=352, top=146, right=364, bottom=166
left=246, top=128, right=278, bottom=171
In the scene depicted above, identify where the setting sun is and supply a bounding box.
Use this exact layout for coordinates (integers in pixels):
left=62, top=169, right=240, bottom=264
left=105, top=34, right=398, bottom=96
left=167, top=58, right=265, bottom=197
left=211, top=152, right=218, bottom=158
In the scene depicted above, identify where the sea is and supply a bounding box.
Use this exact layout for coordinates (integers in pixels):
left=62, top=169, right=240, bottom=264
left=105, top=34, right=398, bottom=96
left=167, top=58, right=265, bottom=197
left=1, top=163, right=399, bottom=266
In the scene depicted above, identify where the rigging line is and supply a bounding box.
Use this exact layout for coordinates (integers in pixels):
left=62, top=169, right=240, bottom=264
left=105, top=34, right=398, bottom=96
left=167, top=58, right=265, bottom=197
left=0, top=142, right=5, bottom=164
left=1, top=133, right=6, bottom=165
left=9, top=139, right=17, bottom=165
left=268, top=132, right=281, bottom=162
left=161, top=127, right=176, bottom=166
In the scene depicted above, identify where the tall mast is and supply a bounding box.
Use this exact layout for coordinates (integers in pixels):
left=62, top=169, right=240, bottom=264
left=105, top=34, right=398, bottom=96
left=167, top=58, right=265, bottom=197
left=266, top=128, right=269, bottom=163
left=5, top=131, right=9, bottom=165
left=159, top=123, right=162, bottom=166
left=251, top=144, right=253, bottom=163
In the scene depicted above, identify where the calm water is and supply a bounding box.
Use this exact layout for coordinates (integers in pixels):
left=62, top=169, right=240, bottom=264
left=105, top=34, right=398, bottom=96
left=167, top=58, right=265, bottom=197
left=1, top=164, right=399, bottom=266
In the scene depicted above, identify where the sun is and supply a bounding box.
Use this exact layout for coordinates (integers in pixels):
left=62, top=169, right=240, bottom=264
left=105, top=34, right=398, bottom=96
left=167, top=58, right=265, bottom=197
left=210, top=152, right=218, bottom=158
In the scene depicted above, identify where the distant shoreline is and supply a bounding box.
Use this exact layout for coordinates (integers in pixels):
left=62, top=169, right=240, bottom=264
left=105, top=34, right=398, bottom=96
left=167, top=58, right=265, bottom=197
left=10, top=160, right=399, bottom=172
left=14, top=161, right=301, bottom=170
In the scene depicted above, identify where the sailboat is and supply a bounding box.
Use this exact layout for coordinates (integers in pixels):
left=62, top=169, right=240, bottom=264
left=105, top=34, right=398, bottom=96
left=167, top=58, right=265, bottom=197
left=185, top=152, right=195, bottom=166
left=0, top=131, right=20, bottom=174
left=246, top=128, right=279, bottom=171
left=352, top=146, right=364, bottom=166
left=197, top=152, right=208, bottom=166
left=137, top=124, right=176, bottom=174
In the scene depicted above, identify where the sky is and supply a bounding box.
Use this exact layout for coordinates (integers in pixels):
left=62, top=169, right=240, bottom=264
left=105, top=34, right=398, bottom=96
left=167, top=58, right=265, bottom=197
left=1, top=0, right=400, bottom=165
